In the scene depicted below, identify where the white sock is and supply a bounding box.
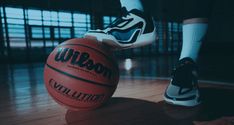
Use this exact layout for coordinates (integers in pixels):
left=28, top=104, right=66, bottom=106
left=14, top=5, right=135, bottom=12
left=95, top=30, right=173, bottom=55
left=120, top=0, right=144, bottom=11
left=179, top=22, right=208, bottom=61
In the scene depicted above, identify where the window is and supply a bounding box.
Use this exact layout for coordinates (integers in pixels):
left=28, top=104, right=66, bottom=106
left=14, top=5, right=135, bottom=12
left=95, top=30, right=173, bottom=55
left=59, top=12, right=72, bottom=27
left=5, top=7, right=26, bottom=47
left=73, top=13, right=91, bottom=38
left=31, top=27, right=43, bottom=38
left=0, top=6, right=96, bottom=60
left=168, top=22, right=182, bottom=52
left=54, top=27, right=71, bottom=38
left=1, top=6, right=92, bottom=49
left=103, top=16, right=116, bottom=28
left=156, top=21, right=164, bottom=53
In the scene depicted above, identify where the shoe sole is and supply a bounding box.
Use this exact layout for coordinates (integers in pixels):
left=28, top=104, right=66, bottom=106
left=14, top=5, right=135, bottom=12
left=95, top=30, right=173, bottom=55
left=84, top=27, right=156, bottom=50
left=163, top=94, right=201, bottom=107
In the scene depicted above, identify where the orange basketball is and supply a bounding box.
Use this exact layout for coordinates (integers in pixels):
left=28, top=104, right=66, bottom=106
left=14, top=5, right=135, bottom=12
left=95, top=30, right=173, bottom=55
left=44, top=38, right=119, bottom=110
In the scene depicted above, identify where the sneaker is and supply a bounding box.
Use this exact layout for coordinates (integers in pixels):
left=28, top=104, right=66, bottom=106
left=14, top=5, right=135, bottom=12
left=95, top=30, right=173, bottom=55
left=164, top=57, right=201, bottom=107
left=84, top=7, right=156, bottom=50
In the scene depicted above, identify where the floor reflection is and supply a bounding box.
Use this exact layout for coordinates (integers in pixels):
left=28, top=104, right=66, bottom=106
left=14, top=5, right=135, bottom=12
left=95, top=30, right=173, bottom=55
left=117, top=55, right=234, bottom=83
left=65, top=97, right=199, bottom=125
left=0, top=63, right=46, bottom=113
left=0, top=55, right=233, bottom=113
left=0, top=56, right=234, bottom=124
left=65, top=87, right=234, bottom=125
left=118, top=56, right=177, bottom=79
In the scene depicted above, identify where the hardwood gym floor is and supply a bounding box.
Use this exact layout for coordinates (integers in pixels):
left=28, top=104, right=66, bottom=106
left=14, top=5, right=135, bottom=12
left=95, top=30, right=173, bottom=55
left=0, top=56, right=234, bottom=125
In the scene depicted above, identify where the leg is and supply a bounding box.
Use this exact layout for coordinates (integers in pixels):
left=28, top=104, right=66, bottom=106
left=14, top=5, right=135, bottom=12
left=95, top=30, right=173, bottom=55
left=164, top=0, right=214, bottom=107
left=180, top=18, right=208, bottom=61
left=120, top=0, right=144, bottom=12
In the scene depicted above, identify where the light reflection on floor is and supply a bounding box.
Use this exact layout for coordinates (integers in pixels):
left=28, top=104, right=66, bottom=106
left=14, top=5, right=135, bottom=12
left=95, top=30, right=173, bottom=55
left=1, top=55, right=234, bottom=88
left=117, top=55, right=234, bottom=83
left=118, top=56, right=177, bottom=79
left=1, top=55, right=234, bottom=114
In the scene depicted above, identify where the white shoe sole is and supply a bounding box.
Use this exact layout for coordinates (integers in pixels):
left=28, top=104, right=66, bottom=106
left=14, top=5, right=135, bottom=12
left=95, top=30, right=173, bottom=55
left=163, top=95, right=201, bottom=107
left=84, top=27, right=156, bottom=50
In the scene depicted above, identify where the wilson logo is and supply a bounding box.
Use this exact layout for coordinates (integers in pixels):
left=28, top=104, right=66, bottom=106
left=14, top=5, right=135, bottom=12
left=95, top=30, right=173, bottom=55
left=54, top=47, right=112, bottom=79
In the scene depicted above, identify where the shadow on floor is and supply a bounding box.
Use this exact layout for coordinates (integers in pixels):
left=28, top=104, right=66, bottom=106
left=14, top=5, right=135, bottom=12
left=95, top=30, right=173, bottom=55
left=65, top=87, right=234, bottom=125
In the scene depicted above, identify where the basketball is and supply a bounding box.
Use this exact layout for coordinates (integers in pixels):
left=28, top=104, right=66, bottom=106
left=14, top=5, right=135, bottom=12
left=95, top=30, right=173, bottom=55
left=44, top=38, right=119, bottom=110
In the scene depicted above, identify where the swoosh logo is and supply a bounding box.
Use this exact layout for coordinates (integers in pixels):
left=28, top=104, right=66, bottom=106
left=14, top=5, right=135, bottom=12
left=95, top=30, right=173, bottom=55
left=109, top=22, right=144, bottom=44
left=115, top=18, right=133, bottom=28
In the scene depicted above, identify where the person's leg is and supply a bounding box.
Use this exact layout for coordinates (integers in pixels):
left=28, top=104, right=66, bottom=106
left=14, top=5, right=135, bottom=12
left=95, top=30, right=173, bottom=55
left=164, top=0, right=214, bottom=107
left=180, top=18, right=208, bottom=61
left=120, top=0, right=144, bottom=12
left=85, top=0, right=156, bottom=50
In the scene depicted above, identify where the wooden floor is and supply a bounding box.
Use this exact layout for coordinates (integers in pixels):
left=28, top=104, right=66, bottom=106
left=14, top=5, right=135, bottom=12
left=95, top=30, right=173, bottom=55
left=1, top=63, right=234, bottom=125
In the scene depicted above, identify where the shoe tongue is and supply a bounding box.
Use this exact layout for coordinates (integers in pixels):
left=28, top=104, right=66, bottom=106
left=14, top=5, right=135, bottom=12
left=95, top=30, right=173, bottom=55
left=121, top=7, right=144, bottom=17
left=121, top=7, right=128, bottom=16
left=128, top=9, right=144, bottom=18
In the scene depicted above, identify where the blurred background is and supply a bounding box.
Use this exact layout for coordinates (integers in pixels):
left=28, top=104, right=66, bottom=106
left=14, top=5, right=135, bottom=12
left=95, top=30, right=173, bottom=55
left=0, top=0, right=234, bottom=83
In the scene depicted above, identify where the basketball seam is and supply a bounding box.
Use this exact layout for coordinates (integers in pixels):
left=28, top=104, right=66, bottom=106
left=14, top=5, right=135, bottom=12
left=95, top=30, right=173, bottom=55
left=46, top=63, right=116, bottom=88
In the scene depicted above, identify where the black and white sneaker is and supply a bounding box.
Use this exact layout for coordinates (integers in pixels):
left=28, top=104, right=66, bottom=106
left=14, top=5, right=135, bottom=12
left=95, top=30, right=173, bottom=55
left=164, top=57, right=201, bottom=107
left=84, top=7, right=156, bottom=50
